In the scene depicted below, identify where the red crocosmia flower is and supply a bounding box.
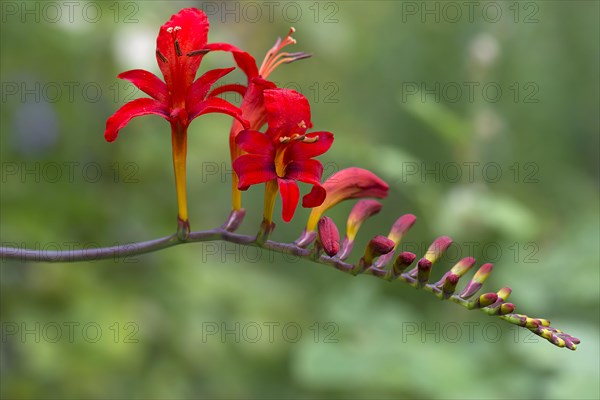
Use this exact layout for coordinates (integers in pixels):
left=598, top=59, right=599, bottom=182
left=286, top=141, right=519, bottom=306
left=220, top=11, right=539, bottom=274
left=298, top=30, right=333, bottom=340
left=104, top=8, right=248, bottom=238
left=232, top=89, right=333, bottom=223
left=204, top=28, right=311, bottom=211
left=306, top=167, right=390, bottom=232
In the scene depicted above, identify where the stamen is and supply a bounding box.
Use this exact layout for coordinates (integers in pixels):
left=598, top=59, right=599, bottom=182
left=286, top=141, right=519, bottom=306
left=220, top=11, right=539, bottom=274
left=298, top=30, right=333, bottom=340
left=187, top=49, right=211, bottom=57
left=156, top=50, right=168, bottom=63
left=283, top=53, right=312, bottom=64
left=261, top=52, right=312, bottom=77
left=301, top=136, right=319, bottom=143
left=168, top=26, right=183, bottom=57
left=259, top=27, right=310, bottom=78
left=279, top=136, right=291, bottom=144
left=291, top=133, right=319, bottom=143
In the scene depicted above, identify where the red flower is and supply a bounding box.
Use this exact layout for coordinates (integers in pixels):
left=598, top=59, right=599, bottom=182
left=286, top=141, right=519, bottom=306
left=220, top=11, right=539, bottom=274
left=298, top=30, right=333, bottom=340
left=232, top=89, right=333, bottom=223
left=104, top=8, right=248, bottom=238
left=203, top=29, right=310, bottom=211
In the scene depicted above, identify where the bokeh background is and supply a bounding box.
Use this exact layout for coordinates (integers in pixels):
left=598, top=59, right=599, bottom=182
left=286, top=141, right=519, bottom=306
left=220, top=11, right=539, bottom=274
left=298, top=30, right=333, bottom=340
left=1, top=1, right=598, bottom=398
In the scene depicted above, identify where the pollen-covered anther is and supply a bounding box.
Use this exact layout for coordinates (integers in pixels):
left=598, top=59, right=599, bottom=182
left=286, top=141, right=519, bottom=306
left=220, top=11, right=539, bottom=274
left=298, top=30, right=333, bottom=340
left=279, top=136, right=291, bottom=144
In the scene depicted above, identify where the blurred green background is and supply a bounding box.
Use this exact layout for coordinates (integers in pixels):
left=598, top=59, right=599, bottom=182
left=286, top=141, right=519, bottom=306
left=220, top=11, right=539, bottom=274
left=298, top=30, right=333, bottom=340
left=1, top=1, right=598, bottom=398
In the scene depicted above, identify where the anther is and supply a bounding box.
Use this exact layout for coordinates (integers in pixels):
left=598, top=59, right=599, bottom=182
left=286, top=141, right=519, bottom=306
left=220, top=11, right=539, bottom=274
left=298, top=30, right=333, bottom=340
left=156, top=50, right=168, bottom=63
left=301, top=136, right=319, bottom=143
left=187, top=49, right=211, bottom=57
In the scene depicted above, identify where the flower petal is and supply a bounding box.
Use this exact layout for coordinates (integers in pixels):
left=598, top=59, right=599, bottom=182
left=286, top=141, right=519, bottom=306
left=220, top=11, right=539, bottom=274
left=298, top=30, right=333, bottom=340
left=286, top=159, right=323, bottom=184
left=204, top=42, right=259, bottom=80
left=209, top=84, right=247, bottom=98
left=285, top=131, right=334, bottom=162
left=105, top=98, right=169, bottom=142
left=239, top=78, right=277, bottom=132
left=278, top=178, right=300, bottom=222
left=233, top=154, right=277, bottom=190
left=188, top=97, right=248, bottom=128
left=302, top=184, right=326, bottom=208
left=118, top=69, right=168, bottom=103
left=156, top=8, right=209, bottom=92
left=264, top=89, right=313, bottom=140
left=187, top=67, right=235, bottom=105
left=236, top=130, right=274, bottom=156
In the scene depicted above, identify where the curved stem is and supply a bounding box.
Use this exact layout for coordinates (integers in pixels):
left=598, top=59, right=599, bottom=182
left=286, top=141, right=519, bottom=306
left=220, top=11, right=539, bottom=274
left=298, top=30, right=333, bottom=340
left=0, top=222, right=579, bottom=350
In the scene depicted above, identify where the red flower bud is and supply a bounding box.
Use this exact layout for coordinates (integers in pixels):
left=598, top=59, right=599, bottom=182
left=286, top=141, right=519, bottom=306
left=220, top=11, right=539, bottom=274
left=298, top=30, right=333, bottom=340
left=318, top=217, right=340, bottom=257
left=364, top=235, right=395, bottom=265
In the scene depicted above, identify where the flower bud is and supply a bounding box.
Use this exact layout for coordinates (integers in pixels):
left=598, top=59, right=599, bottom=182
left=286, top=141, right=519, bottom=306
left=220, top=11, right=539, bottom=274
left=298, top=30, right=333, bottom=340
left=474, top=292, right=498, bottom=308
left=500, top=303, right=515, bottom=315
left=458, top=263, right=494, bottom=299
left=450, top=257, right=476, bottom=277
left=346, top=200, right=383, bottom=242
left=387, top=214, right=417, bottom=244
left=435, top=257, right=476, bottom=288
left=423, top=236, right=453, bottom=264
left=392, top=251, right=416, bottom=276
left=416, top=258, right=433, bottom=288
left=441, top=273, right=460, bottom=299
left=363, top=235, right=395, bottom=265
left=472, top=263, right=494, bottom=284
left=497, top=287, right=512, bottom=301
left=318, top=217, right=340, bottom=257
